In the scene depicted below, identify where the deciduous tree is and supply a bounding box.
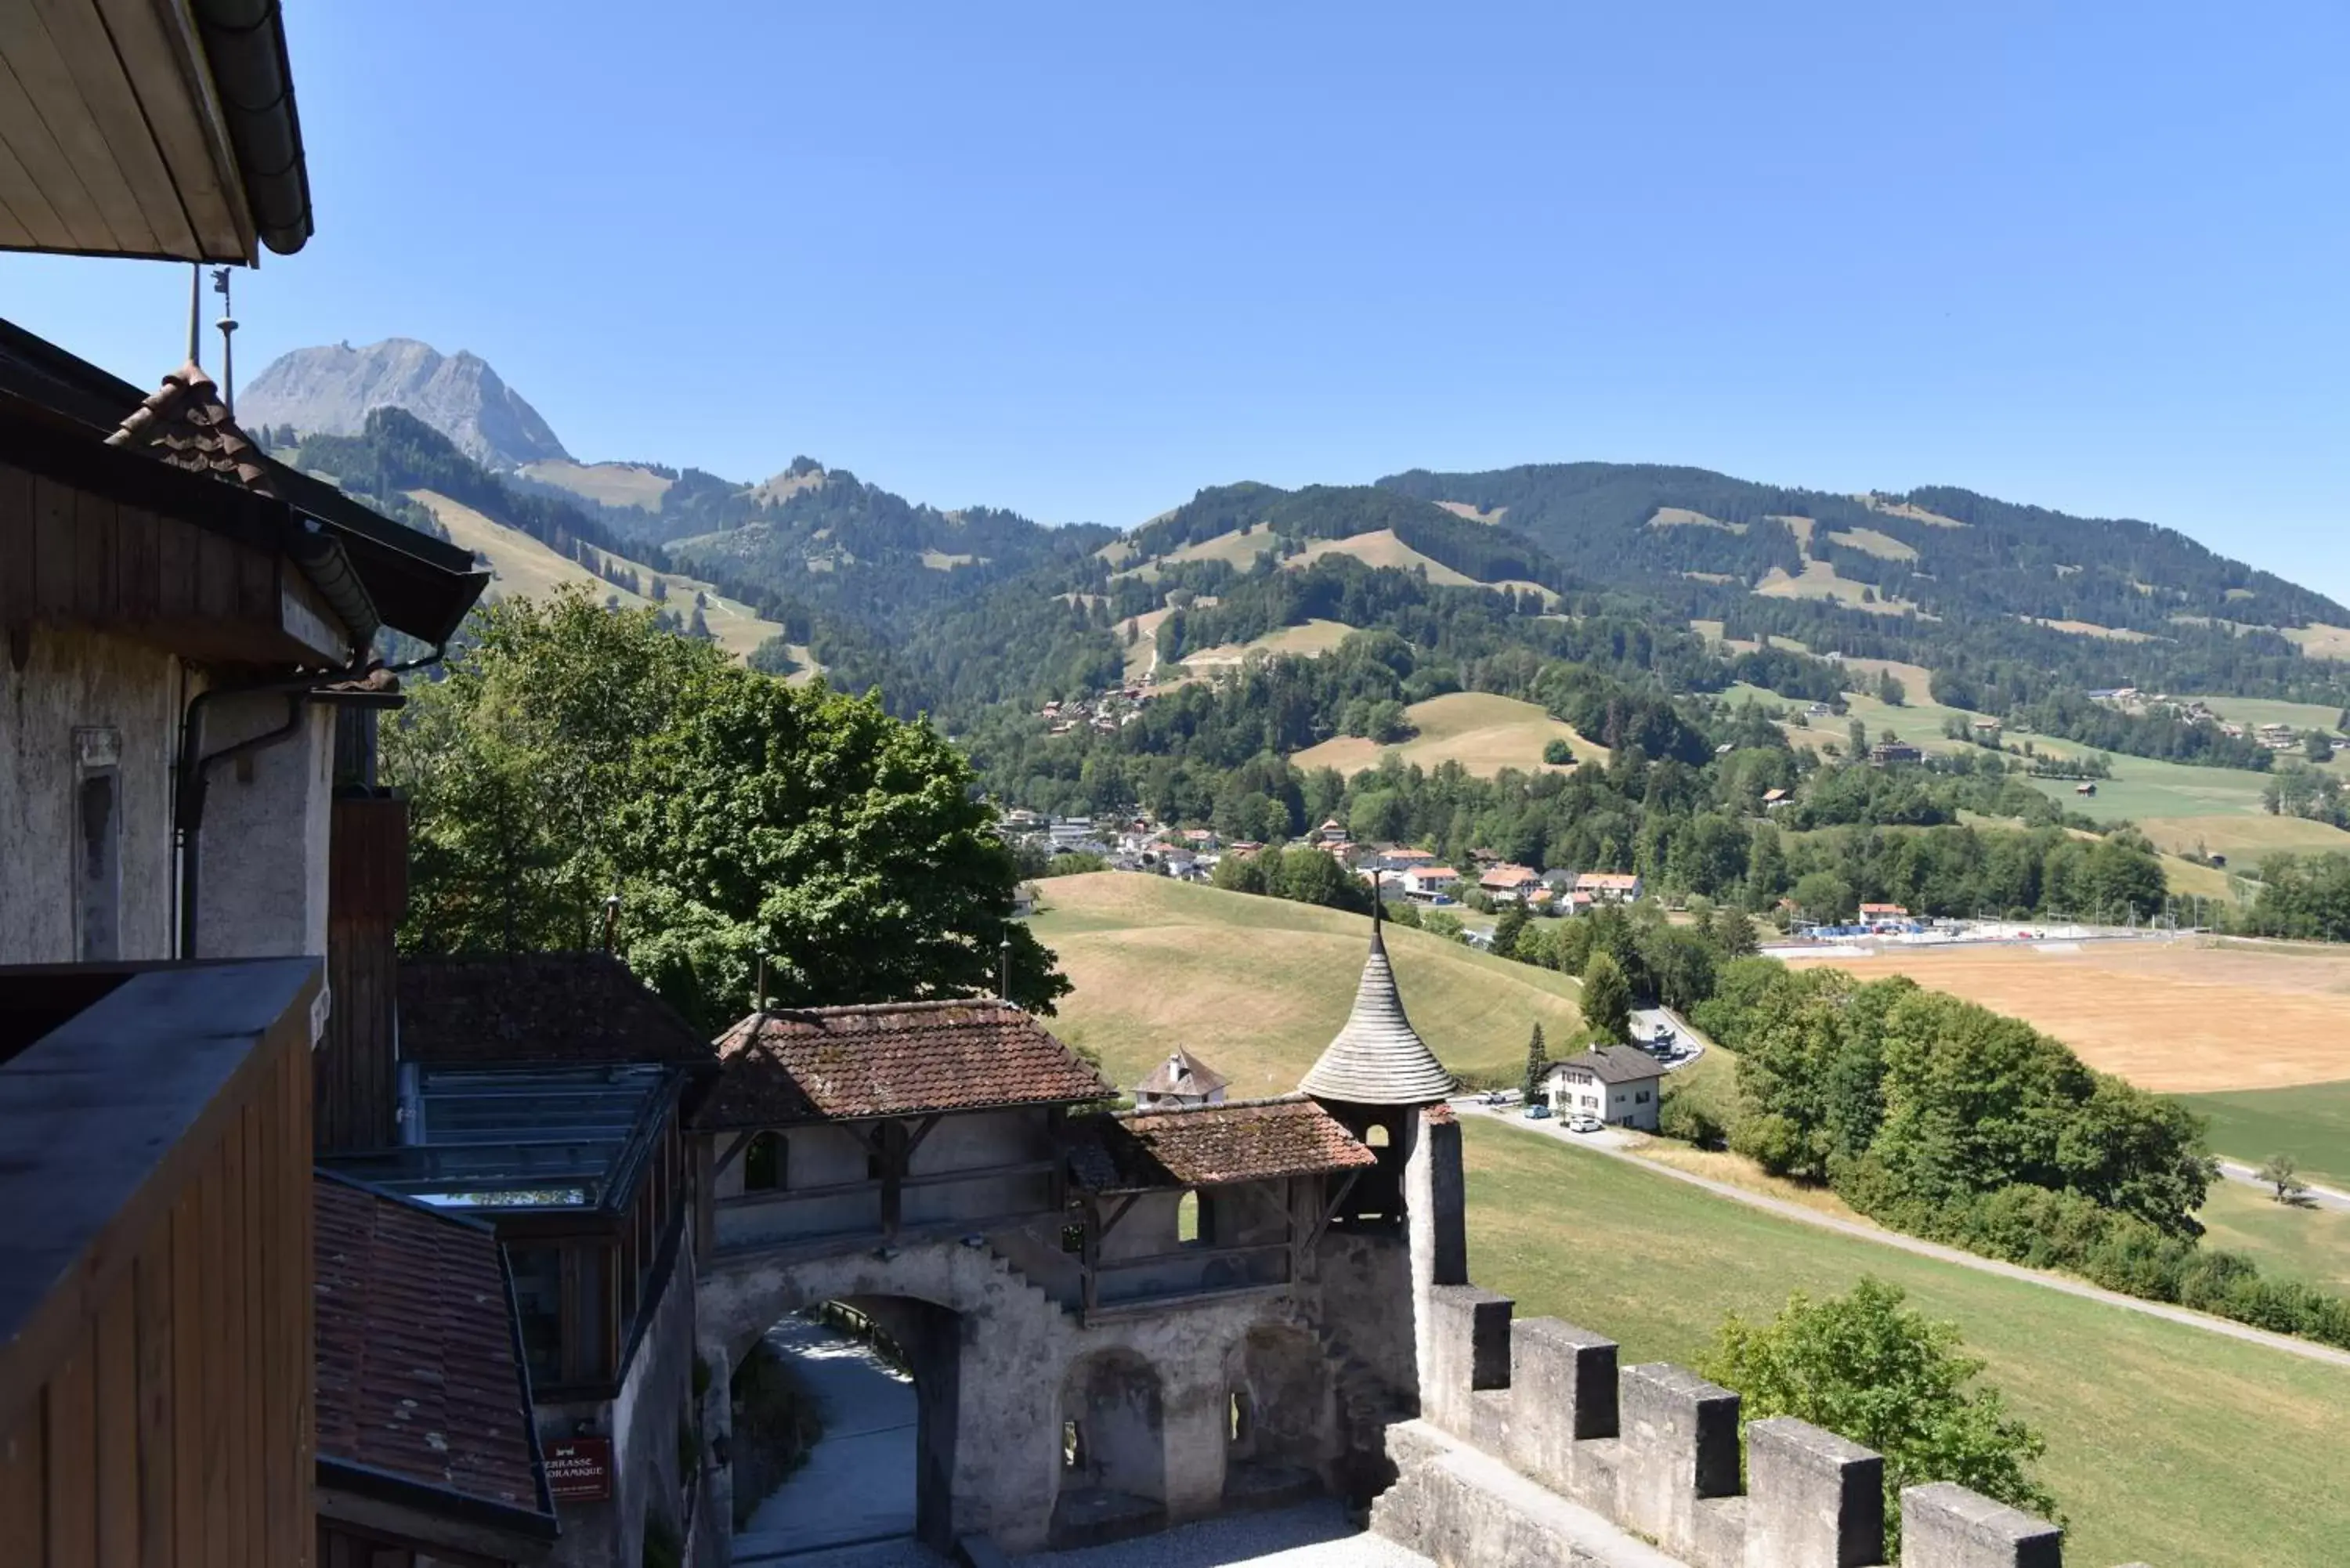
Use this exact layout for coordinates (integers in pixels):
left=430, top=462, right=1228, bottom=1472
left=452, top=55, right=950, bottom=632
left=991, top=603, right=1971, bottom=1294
left=1702, top=1278, right=2059, bottom=1553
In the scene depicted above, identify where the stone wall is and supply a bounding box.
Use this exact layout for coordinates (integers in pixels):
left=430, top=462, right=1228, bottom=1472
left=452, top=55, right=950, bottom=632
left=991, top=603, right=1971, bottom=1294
left=1376, top=1281, right=2102, bottom=1568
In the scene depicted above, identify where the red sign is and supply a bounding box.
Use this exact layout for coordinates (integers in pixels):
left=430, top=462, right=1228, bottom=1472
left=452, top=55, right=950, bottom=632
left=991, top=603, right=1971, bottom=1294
left=546, top=1436, right=613, bottom=1503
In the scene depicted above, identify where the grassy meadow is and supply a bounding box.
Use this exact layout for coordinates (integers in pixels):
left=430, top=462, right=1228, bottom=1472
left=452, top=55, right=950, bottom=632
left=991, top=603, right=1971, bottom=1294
left=1028, top=873, right=1580, bottom=1095
left=1462, top=1118, right=2350, bottom=1568
left=2195, top=1176, right=2350, bottom=1293
left=2182, top=1079, right=2350, bottom=1191
left=1290, top=691, right=1607, bottom=779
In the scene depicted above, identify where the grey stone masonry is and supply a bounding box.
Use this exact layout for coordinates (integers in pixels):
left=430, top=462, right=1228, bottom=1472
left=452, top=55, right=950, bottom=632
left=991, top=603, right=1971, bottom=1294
left=1744, top=1417, right=1883, bottom=1568
left=1368, top=1278, right=2120, bottom=1568
left=1423, top=1285, right=1513, bottom=1440
left=1618, top=1364, right=1742, bottom=1566
left=1901, top=1483, right=2065, bottom=1568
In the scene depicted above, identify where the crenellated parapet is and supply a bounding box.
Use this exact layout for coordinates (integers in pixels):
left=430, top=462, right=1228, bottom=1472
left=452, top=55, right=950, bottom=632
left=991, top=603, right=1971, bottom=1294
left=1377, top=1281, right=2110, bottom=1568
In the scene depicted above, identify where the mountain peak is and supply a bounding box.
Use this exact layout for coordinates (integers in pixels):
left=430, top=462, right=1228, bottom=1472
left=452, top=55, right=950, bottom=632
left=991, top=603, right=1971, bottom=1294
left=241, top=337, right=570, bottom=471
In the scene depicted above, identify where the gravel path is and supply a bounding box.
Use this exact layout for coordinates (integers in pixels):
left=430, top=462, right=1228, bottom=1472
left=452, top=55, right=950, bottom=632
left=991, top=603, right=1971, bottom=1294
left=1462, top=1104, right=2350, bottom=1370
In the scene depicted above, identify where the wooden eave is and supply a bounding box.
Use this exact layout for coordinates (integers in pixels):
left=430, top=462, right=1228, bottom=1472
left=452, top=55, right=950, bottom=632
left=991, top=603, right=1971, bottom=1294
left=0, top=0, right=303, bottom=263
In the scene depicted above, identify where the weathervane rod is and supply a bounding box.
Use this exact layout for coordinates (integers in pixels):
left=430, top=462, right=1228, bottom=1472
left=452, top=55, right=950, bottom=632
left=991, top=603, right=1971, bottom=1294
left=186, top=264, right=201, bottom=368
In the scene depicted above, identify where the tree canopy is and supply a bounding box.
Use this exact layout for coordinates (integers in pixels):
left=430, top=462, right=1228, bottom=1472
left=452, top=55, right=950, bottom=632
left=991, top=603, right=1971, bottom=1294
left=388, top=588, right=1067, bottom=1030
left=1701, top=1278, right=2059, bottom=1552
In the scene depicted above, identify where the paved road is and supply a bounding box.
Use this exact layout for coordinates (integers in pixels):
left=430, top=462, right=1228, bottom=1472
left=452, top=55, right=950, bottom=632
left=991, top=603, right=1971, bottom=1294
left=2216, top=1158, right=2350, bottom=1213
left=736, top=1317, right=920, bottom=1563
left=1459, top=1103, right=2350, bottom=1371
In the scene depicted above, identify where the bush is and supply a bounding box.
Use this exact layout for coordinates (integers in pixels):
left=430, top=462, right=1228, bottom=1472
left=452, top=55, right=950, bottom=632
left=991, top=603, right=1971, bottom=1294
left=1701, top=1278, right=2059, bottom=1552
left=1542, top=737, right=1574, bottom=764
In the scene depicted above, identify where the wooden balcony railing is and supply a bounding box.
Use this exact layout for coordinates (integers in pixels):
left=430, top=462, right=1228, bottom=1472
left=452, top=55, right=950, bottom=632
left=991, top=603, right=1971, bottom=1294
left=0, top=959, right=321, bottom=1566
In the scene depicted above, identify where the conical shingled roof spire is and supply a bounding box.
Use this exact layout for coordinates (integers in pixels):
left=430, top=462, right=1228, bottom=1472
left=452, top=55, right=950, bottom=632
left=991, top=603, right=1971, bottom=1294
left=1300, top=893, right=1455, bottom=1105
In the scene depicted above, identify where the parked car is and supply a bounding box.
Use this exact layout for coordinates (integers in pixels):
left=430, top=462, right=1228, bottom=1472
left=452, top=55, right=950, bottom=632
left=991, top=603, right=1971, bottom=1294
left=1522, top=1103, right=1553, bottom=1120
left=1567, top=1115, right=1603, bottom=1133
left=1480, top=1089, right=1513, bottom=1106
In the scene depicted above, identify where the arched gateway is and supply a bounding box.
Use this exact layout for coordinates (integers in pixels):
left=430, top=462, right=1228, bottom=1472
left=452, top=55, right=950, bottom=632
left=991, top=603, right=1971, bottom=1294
left=692, top=920, right=1461, bottom=1555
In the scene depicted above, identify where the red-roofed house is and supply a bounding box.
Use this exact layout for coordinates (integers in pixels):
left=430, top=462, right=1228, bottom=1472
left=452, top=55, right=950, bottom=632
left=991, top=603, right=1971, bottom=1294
left=1477, top=864, right=1543, bottom=903
left=1573, top=871, right=1644, bottom=904
left=1401, top=866, right=1462, bottom=902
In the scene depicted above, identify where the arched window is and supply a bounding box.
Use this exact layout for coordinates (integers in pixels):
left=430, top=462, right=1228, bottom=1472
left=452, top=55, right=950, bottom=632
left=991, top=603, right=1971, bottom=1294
left=1176, top=1190, right=1202, bottom=1245
left=743, top=1131, right=784, bottom=1193
left=1365, top=1124, right=1390, bottom=1148
left=1062, top=1419, right=1086, bottom=1471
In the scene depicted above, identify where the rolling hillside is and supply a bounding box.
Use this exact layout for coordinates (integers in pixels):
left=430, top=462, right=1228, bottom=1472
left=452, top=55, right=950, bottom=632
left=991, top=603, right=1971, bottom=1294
left=403, top=489, right=786, bottom=660
left=1028, top=873, right=1582, bottom=1094
left=1290, top=692, right=1606, bottom=779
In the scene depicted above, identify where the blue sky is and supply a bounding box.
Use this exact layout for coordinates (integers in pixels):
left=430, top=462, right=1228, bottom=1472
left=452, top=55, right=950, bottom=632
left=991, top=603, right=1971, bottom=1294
left=6, top=3, right=2347, bottom=596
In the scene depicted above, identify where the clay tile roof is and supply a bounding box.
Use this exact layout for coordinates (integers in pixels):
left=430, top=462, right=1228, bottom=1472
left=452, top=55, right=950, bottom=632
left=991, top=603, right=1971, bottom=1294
left=1135, top=1046, right=1229, bottom=1099
left=1300, top=919, right=1455, bottom=1107
left=396, top=952, right=714, bottom=1067
left=698, top=998, right=1112, bottom=1129
left=1065, top=1097, right=1376, bottom=1192
left=313, top=1172, right=552, bottom=1531
left=105, top=359, right=277, bottom=493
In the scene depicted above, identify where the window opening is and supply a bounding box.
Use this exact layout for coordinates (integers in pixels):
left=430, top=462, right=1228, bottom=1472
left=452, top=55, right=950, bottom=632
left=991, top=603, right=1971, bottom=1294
left=743, top=1131, right=784, bottom=1192
left=1365, top=1125, right=1390, bottom=1148
left=1062, top=1419, right=1085, bottom=1470
left=1177, top=1190, right=1202, bottom=1245
left=1228, top=1390, right=1253, bottom=1445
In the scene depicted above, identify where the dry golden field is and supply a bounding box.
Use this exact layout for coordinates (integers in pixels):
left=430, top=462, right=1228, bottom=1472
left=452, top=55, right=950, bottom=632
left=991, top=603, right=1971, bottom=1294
left=1291, top=691, right=1606, bottom=779
left=1782, top=939, right=2350, bottom=1093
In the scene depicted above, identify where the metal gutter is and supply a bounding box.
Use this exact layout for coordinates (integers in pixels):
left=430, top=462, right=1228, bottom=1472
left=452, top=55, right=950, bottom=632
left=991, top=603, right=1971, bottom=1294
left=186, top=2, right=314, bottom=257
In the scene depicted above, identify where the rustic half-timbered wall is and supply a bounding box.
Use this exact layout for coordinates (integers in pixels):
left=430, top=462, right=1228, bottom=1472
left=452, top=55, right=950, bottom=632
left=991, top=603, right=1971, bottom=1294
left=0, top=961, right=319, bottom=1566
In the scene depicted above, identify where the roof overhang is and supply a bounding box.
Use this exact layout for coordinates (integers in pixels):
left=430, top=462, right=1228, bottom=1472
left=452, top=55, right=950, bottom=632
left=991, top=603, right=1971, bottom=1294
left=0, top=0, right=313, bottom=264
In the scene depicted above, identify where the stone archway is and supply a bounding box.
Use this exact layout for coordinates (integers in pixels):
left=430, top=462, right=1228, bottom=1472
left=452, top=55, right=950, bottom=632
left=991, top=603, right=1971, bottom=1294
left=1050, top=1348, right=1168, bottom=1548
left=700, top=1239, right=1068, bottom=1553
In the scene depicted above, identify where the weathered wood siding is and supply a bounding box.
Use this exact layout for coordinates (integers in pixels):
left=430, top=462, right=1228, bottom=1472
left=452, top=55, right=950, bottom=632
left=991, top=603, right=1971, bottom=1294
left=319, top=793, right=407, bottom=1153
left=0, top=461, right=340, bottom=666
left=0, top=963, right=318, bottom=1566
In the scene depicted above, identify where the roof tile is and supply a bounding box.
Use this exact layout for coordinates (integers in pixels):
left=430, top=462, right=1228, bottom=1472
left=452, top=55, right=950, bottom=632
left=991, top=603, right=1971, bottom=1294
left=1065, top=1097, right=1377, bottom=1192
left=313, top=1173, right=548, bottom=1523
left=699, top=999, right=1112, bottom=1128
left=397, top=953, right=714, bottom=1067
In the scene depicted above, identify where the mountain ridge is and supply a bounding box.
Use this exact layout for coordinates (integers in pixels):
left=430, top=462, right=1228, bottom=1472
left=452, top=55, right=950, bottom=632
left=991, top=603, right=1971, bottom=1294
left=242, top=338, right=571, bottom=471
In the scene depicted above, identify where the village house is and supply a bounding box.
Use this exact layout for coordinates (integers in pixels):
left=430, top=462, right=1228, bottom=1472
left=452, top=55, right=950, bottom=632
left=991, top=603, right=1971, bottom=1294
left=1543, top=1046, right=1666, bottom=1131
left=1376, top=845, right=1437, bottom=873
left=0, top=19, right=533, bottom=1561
left=1868, top=739, right=1924, bottom=765
left=1759, top=786, right=1791, bottom=811
left=1477, top=864, right=1543, bottom=904
left=1573, top=871, right=1644, bottom=905
left=1857, top=902, right=1910, bottom=922
left=1401, top=865, right=1462, bottom=902
left=1314, top=816, right=1351, bottom=847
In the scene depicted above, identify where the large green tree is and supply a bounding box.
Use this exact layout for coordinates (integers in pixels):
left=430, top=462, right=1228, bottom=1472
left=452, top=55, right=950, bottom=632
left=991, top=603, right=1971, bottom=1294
left=1701, top=1278, right=2059, bottom=1553
left=1578, top=952, right=1632, bottom=1042
left=389, top=589, right=1068, bottom=1029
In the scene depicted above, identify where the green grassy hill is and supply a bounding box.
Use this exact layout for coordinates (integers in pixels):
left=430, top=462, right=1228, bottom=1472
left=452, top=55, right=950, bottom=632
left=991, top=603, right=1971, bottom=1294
left=1463, top=1118, right=2350, bottom=1568
left=2182, top=1080, right=2350, bottom=1190
left=1028, top=873, right=1581, bottom=1097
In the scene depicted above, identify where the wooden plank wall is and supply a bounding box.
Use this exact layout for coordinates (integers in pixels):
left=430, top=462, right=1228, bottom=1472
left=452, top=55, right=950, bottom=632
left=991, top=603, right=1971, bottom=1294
left=0, top=462, right=294, bottom=664
left=0, top=1014, right=314, bottom=1565
left=319, top=795, right=407, bottom=1153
